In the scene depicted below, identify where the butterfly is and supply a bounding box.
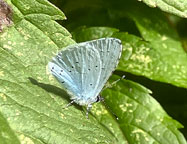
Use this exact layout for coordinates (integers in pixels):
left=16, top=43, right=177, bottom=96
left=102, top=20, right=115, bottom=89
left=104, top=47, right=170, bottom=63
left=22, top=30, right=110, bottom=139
left=48, top=38, right=122, bottom=117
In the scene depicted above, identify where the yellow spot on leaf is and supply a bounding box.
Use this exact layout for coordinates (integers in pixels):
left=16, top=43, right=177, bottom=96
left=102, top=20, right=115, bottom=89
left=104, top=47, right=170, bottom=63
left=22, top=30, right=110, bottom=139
left=135, top=119, right=142, bottom=123
left=8, top=41, right=12, bottom=44
left=125, top=103, right=132, bottom=107
left=60, top=113, right=65, bottom=119
left=24, top=36, right=29, bottom=40
left=37, top=77, right=43, bottom=81
left=48, top=41, right=54, bottom=45
left=119, top=104, right=127, bottom=112
left=145, top=137, right=149, bottom=141
left=16, top=112, right=20, bottom=116
left=15, top=52, right=23, bottom=56
left=96, top=110, right=102, bottom=115
left=12, top=42, right=16, bottom=46
left=0, top=32, right=7, bottom=38
left=49, top=75, right=55, bottom=81
left=19, top=134, right=34, bottom=144
left=129, top=109, right=133, bottom=113
left=3, top=44, right=12, bottom=50
left=132, top=129, right=150, bottom=142
left=131, top=54, right=152, bottom=65
left=0, top=93, right=7, bottom=101
left=0, top=71, right=4, bottom=76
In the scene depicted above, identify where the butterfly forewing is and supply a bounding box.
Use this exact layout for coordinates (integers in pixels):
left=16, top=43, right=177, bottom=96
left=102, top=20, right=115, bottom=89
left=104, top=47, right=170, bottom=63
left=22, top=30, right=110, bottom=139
left=49, top=44, right=102, bottom=104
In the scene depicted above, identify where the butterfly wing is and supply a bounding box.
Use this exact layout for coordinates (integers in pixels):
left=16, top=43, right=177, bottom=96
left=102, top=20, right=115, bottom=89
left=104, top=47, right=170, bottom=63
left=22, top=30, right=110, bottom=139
left=48, top=44, right=102, bottom=105
left=89, top=38, right=122, bottom=96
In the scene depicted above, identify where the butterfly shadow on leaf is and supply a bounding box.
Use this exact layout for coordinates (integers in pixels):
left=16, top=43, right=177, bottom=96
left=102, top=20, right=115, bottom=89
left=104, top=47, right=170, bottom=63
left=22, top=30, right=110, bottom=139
left=28, top=77, right=83, bottom=111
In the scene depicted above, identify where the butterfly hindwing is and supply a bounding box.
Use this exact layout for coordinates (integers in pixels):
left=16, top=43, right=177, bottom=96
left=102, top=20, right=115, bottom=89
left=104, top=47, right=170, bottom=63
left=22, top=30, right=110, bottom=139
left=88, top=38, right=122, bottom=96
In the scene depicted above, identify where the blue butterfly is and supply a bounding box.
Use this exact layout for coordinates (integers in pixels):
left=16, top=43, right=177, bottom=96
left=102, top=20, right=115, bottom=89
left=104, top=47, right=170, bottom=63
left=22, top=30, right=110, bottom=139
left=48, top=38, right=122, bottom=117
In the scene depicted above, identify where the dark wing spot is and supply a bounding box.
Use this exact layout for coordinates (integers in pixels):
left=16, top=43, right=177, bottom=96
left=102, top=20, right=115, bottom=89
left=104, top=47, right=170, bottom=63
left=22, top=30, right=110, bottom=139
left=61, top=81, right=65, bottom=83
left=76, top=62, right=79, bottom=63
left=88, top=68, right=90, bottom=71
left=61, top=69, right=63, bottom=72
left=90, top=83, right=92, bottom=86
left=57, top=55, right=61, bottom=60
left=71, top=66, right=74, bottom=68
left=51, top=67, right=54, bottom=72
left=95, top=66, right=98, bottom=68
left=69, top=70, right=71, bottom=72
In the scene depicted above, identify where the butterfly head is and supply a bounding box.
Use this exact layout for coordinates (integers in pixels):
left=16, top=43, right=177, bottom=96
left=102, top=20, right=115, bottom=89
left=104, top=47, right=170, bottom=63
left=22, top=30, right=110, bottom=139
left=96, top=95, right=104, bottom=102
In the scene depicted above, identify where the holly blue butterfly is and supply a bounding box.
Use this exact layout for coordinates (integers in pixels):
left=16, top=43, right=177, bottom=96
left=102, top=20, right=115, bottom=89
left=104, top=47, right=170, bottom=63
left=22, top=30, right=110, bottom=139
left=48, top=38, right=122, bottom=117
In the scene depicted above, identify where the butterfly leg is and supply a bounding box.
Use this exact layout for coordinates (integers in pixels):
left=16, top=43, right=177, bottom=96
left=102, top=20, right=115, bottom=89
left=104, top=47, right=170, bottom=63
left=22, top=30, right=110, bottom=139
left=63, top=100, right=75, bottom=109
left=86, top=104, right=92, bottom=119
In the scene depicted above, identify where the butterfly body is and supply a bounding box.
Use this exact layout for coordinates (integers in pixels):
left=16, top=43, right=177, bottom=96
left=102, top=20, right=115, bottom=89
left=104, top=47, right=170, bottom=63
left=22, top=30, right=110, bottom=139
left=48, top=38, right=122, bottom=107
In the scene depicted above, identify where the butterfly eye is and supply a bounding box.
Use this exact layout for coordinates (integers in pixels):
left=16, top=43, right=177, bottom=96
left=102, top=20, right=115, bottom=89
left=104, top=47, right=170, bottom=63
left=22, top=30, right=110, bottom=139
left=96, top=96, right=103, bottom=102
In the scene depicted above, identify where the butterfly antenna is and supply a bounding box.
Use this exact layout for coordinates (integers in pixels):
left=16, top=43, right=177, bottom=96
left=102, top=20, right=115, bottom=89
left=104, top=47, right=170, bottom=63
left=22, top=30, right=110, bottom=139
left=103, top=75, right=125, bottom=91
left=102, top=99, right=119, bottom=120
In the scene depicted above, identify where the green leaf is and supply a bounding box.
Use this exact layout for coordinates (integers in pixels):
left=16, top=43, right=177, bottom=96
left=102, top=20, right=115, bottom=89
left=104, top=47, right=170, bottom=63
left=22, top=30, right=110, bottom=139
left=114, top=3, right=187, bottom=88
left=140, top=0, right=187, bottom=18
left=0, top=0, right=115, bottom=143
left=115, top=32, right=187, bottom=88
left=0, top=112, right=20, bottom=144
left=101, top=75, right=186, bottom=144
